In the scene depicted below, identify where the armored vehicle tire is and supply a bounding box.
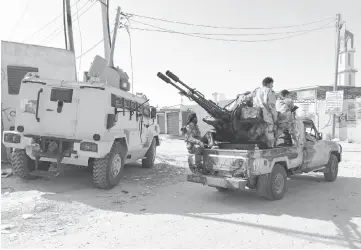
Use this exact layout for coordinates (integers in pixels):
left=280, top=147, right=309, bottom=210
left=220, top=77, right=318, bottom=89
left=324, top=154, right=338, bottom=182
left=92, top=141, right=126, bottom=189
left=11, top=149, right=51, bottom=179
left=256, top=164, right=287, bottom=201
left=142, top=138, right=156, bottom=168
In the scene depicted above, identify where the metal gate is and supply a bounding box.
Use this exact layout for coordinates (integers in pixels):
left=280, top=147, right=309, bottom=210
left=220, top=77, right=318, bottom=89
left=166, top=112, right=179, bottom=135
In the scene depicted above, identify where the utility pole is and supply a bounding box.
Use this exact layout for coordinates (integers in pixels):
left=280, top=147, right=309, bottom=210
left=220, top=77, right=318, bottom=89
left=100, top=0, right=111, bottom=63
left=331, top=13, right=342, bottom=139
left=65, top=0, right=75, bottom=53
left=109, top=7, right=121, bottom=67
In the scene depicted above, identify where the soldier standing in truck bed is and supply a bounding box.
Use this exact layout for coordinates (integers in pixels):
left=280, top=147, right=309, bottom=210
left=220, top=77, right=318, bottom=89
left=247, top=77, right=278, bottom=148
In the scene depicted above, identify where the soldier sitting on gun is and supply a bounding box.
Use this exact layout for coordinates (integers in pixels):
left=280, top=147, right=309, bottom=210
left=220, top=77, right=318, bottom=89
left=181, top=113, right=213, bottom=173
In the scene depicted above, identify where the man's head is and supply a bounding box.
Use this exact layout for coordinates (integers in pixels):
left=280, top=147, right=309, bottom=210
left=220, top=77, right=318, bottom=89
left=187, top=112, right=198, bottom=124
left=262, top=77, right=274, bottom=89
left=280, top=89, right=290, bottom=98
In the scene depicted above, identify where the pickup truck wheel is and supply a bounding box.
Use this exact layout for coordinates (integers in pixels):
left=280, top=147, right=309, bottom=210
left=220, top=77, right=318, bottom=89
left=324, top=154, right=338, bottom=182
left=142, top=138, right=156, bottom=168
left=257, top=164, right=287, bottom=201
left=11, top=149, right=36, bottom=180
left=92, top=142, right=126, bottom=189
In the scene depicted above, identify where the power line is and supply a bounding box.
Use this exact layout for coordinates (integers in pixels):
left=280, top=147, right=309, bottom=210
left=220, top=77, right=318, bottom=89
left=41, top=0, right=95, bottom=45
left=123, top=12, right=335, bottom=30
left=21, top=0, right=79, bottom=43
left=129, top=26, right=333, bottom=37
left=127, top=19, right=335, bottom=43
left=10, top=3, right=30, bottom=40
left=75, top=30, right=114, bottom=59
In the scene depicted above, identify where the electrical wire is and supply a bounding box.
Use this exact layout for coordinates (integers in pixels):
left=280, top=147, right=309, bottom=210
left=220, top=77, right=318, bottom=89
left=75, top=30, right=114, bottom=59
left=21, top=0, right=78, bottom=43
left=10, top=3, right=29, bottom=40
left=129, top=26, right=334, bottom=37
left=127, top=19, right=335, bottom=43
left=123, top=12, right=335, bottom=30
left=41, top=0, right=95, bottom=45
left=75, top=0, right=83, bottom=80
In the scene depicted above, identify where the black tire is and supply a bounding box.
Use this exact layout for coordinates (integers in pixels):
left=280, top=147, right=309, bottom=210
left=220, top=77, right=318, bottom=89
left=142, top=138, right=156, bottom=168
left=256, top=164, right=288, bottom=201
left=11, top=149, right=36, bottom=179
left=92, top=141, right=126, bottom=189
left=324, top=154, right=338, bottom=182
left=216, top=187, right=228, bottom=192
left=11, top=149, right=50, bottom=179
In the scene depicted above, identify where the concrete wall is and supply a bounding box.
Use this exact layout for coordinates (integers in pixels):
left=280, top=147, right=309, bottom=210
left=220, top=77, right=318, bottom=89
left=1, top=41, right=77, bottom=130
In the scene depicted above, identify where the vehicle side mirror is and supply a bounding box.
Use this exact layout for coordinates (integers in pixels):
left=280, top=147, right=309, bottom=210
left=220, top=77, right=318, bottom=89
left=318, top=132, right=323, bottom=140
left=150, top=107, right=157, bottom=119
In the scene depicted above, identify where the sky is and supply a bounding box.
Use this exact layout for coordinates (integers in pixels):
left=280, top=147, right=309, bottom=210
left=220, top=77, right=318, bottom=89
left=1, top=0, right=360, bottom=108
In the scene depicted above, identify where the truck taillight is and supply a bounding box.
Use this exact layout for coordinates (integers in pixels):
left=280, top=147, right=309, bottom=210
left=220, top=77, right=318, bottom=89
left=80, top=142, right=98, bottom=152
left=4, top=133, right=21, bottom=143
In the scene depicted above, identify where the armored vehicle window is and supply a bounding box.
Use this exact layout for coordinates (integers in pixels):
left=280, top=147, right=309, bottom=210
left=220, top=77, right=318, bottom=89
left=7, top=66, right=38, bottom=95
left=50, top=88, right=73, bottom=103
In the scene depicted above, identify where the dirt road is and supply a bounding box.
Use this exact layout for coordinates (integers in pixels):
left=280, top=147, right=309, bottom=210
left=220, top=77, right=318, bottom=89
left=1, top=137, right=361, bottom=248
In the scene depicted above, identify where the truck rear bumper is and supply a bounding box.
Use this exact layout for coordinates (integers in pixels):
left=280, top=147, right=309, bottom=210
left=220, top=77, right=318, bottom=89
left=187, top=174, right=248, bottom=190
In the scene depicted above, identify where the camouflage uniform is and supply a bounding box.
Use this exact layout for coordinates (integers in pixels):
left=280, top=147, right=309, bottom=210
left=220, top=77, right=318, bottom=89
left=276, top=97, right=296, bottom=145
left=185, top=122, right=205, bottom=171
left=248, top=86, right=278, bottom=148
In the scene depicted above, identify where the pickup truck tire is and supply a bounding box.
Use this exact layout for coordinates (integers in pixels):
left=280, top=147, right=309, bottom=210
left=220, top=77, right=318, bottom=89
left=11, top=149, right=50, bottom=180
left=257, top=164, right=287, bottom=201
left=324, top=154, right=338, bottom=182
left=142, top=138, right=156, bottom=168
left=92, top=141, right=126, bottom=189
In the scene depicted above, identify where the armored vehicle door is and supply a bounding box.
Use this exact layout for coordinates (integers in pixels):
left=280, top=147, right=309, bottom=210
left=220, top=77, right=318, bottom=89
left=38, top=86, right=80, bottom=137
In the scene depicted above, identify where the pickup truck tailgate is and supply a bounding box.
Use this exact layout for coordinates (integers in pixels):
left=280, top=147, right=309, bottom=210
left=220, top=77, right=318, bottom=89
left=204, top=149, right=248, bottom=172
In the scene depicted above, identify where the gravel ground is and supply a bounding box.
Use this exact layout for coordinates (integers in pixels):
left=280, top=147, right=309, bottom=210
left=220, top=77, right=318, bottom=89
left=1, top=137, right=361, bottom=248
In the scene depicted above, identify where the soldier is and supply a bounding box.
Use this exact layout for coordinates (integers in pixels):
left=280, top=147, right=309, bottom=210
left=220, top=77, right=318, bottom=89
left=182, top=112, right=212, bottom=173
left=247, top=77, right=278, bottom=148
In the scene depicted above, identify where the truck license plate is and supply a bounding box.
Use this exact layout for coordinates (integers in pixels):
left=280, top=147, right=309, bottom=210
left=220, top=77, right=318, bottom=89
left=187, top=174, right=206, bottom=184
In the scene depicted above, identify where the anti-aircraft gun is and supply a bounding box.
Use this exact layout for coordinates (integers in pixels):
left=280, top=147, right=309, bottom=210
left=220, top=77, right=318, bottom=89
left=157, top=71, right=264, bottom=145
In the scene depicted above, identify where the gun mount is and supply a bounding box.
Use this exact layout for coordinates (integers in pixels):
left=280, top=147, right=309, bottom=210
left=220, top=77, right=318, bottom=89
left=157, top=71, right=264, bottom=144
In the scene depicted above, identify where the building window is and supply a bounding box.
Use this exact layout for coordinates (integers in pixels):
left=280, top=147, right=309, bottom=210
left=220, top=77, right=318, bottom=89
left=339, top=74, right=341, bottom=85
left=7, top=65, right=38, bottom=95
left=348, top=53, right=351, bottom=66
left=349, top=74, right=352, bottom=85
left=339, top=54, right=342, bottom=64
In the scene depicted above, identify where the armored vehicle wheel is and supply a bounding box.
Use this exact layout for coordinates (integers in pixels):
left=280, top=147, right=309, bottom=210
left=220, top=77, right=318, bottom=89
left=142, top=138, right=156, bottom=168
left=11, top=149, right=50, bottom=179
left=257, top=164, right=287, bottom=201
left=324, top=154, right=338, bottom=182
left=92, top=141, right=126, bottom=189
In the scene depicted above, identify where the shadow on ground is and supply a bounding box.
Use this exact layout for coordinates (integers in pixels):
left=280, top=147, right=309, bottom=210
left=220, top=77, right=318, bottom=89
left=2, top=154, right=361, bottom=248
